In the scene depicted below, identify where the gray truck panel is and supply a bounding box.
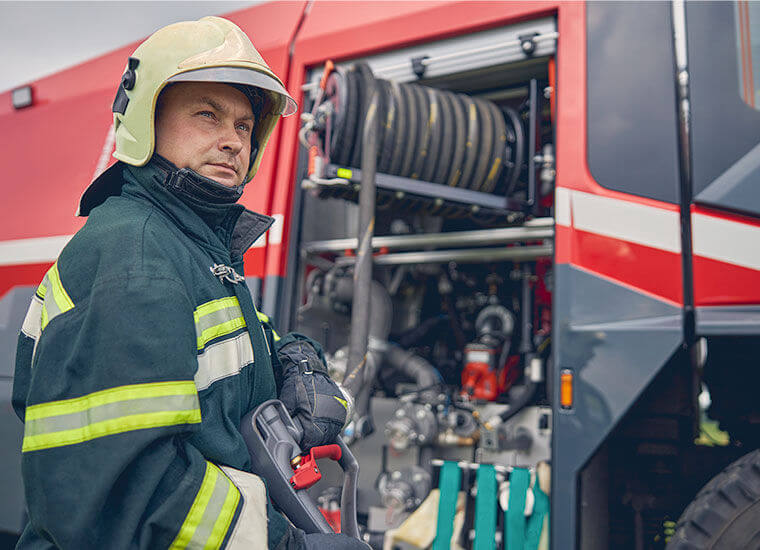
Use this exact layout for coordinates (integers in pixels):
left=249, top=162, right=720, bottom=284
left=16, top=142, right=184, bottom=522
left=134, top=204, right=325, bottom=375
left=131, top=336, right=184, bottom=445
left=551, top=264, right=682, bottom=550
left=0, top=287, right=31, bottom=535
left=696, top=305, right=760, bottom=335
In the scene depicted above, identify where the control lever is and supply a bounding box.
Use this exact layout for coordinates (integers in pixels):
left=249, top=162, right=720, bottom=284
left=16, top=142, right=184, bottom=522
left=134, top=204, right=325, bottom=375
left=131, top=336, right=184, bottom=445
left=240, top=399, right=360, bottom=539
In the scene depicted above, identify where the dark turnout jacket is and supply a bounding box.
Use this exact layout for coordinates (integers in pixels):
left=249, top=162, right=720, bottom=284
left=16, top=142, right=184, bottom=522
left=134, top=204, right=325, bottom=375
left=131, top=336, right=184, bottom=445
left=13, top=157, right=301, bottom=549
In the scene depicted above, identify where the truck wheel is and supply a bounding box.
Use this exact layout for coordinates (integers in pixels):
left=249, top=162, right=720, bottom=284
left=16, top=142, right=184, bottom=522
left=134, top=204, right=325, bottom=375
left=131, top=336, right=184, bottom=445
left=666, top=449, right=760, bottom=549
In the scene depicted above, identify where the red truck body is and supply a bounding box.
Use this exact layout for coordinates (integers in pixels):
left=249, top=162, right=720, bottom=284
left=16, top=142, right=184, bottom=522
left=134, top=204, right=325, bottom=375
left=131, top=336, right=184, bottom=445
left=2, top=2, right=759, bottom=548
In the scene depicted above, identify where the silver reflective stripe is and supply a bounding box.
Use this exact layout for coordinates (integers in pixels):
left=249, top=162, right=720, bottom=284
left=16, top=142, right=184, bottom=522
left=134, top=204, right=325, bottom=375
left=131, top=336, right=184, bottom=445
left=21, top=296, right=43, bottom=341
left=169, top=462, right=240, bottom=550
left=22, top=381, right=201, bottom=453
left=220, top=466, right=268, bottom=549
left=42, top=273, right=64, bottom=322
left=194, top=297, right=247, bottom=350
left=190, top=469, right=234, bottom=546
left=24, top=394, right=198, bottom=437
left=196, top=305, right=242, bottom=337
left=195, top=333, right=254, bottom=391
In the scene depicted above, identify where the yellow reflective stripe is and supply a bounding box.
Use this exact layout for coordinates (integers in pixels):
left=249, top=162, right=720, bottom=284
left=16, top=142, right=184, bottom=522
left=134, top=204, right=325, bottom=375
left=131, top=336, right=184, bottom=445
left=197, top=317, right=247, bottom=351
left=194, top=296, right=239, bottom=322
left=194, top=297, right=247, bottom=350
left=25, top=380, right=197, bottom=420
left=208, top=473, right=241, bottom=549
left=171, top=463, right=219, bottom=549
left=22, top=409, right=201, bottom=452
left=47, top=262, right=74, bottom=313
left=36, top=282, right=47, bottom=299
left=170, top=463, right=240, bottom=550
left=256, top=311, right=281, bottom=342
left=40, top=304, right=49, bottom=330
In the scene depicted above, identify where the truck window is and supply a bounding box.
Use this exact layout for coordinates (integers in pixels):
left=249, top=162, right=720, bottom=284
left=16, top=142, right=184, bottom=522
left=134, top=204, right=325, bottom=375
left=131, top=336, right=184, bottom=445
left=734, top=0, right=760, bottom=109
left=586, top=2, right=680, bottom=204
left=687, top=1, right=760, bottom=216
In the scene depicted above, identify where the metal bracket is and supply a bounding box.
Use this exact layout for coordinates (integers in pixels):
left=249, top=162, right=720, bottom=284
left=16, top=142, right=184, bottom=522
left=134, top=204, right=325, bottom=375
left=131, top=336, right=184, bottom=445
left=518, top=33, right=539, bottom=56
left=411, top=55, right=429, bottom=79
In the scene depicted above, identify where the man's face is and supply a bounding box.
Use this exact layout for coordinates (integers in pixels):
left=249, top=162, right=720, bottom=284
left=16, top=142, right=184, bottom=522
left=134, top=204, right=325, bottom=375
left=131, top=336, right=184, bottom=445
left=155, top=82, right=254, bottom=187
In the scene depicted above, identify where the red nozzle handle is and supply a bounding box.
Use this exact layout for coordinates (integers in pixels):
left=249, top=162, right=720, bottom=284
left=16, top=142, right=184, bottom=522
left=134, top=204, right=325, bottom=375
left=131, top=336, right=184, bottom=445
left=310, top=444, right=342, bottom=462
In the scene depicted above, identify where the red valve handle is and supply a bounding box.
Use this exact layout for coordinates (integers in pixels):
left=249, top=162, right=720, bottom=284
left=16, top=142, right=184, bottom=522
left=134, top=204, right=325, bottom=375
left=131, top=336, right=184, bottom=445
left=309, top=444, right=342, bottom=462
left=289, top=444, right=343, bottom=490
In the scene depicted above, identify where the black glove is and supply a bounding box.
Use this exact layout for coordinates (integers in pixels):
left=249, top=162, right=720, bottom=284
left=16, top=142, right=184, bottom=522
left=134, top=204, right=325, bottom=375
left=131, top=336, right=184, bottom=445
left=278, top=338, right=349, bottom=450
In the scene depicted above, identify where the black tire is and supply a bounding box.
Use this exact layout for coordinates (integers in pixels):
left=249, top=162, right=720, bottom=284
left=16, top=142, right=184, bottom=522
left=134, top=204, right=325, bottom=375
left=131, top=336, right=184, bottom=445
left=667, top=449, right=760, bottom=550
left=398, top=83, right=418, bottom=178
left=468, top=97, right=494, bottom=192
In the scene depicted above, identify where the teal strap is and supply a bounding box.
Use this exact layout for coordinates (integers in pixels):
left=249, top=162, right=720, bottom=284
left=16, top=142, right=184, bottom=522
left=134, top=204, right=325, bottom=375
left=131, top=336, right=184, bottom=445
left=525, top=472, right=550, bottom=550
left=433, top=461, right=462, bottom=550
left=505, top=467, right=530, bottom=549
left=474, top=464, right=498, bottom=550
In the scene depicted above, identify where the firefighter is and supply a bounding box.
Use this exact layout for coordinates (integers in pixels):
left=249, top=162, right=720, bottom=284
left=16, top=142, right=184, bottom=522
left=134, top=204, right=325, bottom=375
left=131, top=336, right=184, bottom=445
left=12, top=17, right=364, bottom=550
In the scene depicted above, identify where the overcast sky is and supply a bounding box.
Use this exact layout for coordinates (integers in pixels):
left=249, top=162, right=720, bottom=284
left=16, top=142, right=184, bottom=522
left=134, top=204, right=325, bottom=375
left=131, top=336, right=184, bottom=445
left=0, top=1, right=261, bottom=93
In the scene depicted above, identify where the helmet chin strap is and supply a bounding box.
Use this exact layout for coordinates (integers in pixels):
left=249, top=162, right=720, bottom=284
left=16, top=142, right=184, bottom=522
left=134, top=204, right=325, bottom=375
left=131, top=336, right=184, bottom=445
left=154, top=154, right=244, bottom=204
left=244, top=140, right=260, bottom=185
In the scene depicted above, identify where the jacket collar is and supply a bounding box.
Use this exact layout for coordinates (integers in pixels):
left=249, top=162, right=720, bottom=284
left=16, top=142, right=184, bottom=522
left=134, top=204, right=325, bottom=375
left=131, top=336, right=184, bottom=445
left=82, top=157, right=273, bottom=259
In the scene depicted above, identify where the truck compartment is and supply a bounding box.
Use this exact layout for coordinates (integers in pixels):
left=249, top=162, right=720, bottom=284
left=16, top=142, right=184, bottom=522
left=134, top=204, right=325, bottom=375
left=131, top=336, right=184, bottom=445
left=290, top=17, right=557, bottom=547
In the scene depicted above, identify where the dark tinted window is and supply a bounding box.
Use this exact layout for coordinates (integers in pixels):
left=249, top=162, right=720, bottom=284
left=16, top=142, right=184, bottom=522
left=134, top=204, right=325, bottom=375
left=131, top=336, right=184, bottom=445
left=688, top=1, right=760, bottom=215
left=733, top=1, right=760, bottom=111
left=587, top=2, right=680, bottom=204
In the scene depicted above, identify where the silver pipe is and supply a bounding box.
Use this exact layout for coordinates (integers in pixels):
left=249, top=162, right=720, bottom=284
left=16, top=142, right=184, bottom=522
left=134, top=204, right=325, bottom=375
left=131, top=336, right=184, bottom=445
left=343, top=89, right=379, bottom=400
left=303, top=219, right=554, bottom=254
left=335, top=244, right=552, bottom=267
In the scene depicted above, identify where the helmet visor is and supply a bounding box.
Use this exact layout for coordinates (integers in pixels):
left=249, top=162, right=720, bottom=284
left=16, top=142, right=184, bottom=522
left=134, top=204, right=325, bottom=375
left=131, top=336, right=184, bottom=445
left=168, top=67, right=297, bottom=116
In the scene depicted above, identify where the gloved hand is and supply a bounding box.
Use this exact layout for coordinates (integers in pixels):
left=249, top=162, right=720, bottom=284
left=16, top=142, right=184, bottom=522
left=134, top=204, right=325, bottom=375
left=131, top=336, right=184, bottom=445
left=277, top=338, right=351, bottom=450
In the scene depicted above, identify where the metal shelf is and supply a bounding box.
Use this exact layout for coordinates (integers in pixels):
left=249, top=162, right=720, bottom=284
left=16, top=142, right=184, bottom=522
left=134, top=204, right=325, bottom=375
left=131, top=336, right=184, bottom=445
left=302, top=218, right=553, bottom=255
left=333, top=244, right=552, bottom=266
left=322, top=164, right=527, bottom=214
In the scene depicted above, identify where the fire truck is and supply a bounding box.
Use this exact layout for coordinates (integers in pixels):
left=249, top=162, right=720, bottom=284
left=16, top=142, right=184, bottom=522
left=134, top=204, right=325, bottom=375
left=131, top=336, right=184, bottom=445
left=1, top=1, right=759, bottom=548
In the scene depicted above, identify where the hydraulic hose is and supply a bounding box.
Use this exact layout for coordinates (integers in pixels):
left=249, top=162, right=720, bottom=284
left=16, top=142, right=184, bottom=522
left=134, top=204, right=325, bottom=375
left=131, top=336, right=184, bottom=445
left=341, top=281, right=393, bottom=425
left=383, top=345, right=442, bottom=404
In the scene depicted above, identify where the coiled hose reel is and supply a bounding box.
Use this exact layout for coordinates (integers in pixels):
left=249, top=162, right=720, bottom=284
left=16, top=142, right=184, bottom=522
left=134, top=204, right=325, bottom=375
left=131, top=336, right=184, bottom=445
left=310, top=62, right=527, bottom=217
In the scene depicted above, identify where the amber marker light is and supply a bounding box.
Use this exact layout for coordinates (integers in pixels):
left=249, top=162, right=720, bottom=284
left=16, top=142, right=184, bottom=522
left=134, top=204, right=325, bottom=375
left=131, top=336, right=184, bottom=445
left=560, top=369, right=574, bottom=409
